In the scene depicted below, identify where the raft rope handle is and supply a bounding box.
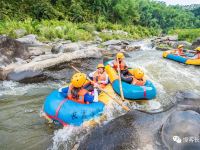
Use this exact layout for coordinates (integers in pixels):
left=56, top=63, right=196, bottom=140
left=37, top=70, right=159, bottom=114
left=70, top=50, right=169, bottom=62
left=47, top=98, right=69, bottom=126
left=142, top=86, right=147, bottom=98
left=55, top=98, right=68, bottom=118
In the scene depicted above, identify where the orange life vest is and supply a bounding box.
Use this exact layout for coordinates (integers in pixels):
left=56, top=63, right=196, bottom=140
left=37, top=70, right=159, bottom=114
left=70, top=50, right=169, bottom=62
left=93, top=71, right=107, bottom=88
left=67, top=85, right=89, bottom=104
left=132, top=77, right=146, bottom=86
left=113, top=60, right=127, bottom=71
left=196, top=53, right=200, bottom=59
left=177, top=48, right=184, bottom=56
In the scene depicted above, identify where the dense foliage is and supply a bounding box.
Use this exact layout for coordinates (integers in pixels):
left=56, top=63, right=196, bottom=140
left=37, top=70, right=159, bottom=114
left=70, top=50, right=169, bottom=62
left=169, top=28, right=200, bottom=42
left=0, top=0, right=199, bottom=41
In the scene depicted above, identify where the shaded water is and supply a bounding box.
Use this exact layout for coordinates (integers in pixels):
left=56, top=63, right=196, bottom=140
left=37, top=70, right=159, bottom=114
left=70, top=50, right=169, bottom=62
left=0, top=39, right=199, bottom=150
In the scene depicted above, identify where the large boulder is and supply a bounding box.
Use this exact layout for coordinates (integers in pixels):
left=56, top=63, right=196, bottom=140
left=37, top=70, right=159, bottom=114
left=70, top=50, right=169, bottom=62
left=102, top=40, right=122, bottom=46
left=161, top=110, right=200, bottom=150
left=1, top=47, right=102, bottom=81
left=0, top=36, right=30, bottom=67
left=16, top=34, right=43, bottom=46
left=51, top=42, right=80, bottom=54
left=191, top=37, right=200, bottom=49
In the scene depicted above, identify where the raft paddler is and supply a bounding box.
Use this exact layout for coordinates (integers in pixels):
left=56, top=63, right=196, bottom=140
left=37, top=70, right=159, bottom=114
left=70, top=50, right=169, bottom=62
left=174, top=45, right=185, bottom=56
left=108, top=52, right=131, bottom=77
left=121, top=68, right=146, bottom=86
left=131, top=68, right=146, bottom=86
left=192, top=47, right=200, bottom=59
left=58, top=73, right=98, bottom=104
left=89, top=64, right=109, bottom=89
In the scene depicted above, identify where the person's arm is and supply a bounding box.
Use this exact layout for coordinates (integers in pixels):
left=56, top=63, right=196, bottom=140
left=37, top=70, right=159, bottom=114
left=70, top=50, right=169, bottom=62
left=89, top=71, right=95, bottom=78
left=98, top=74, right=109, bottom=84
left=84, top=89, right=98, bottom=103
left=58, top=87, right=69, bottom=93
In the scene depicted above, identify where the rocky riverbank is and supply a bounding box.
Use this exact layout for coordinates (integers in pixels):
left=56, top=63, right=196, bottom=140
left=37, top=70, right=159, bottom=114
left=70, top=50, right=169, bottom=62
left=152, top=35, right=200, bottom=51
left=0, top=34, right=141, bottom=82
left=1, top=33, right=200, bottom=82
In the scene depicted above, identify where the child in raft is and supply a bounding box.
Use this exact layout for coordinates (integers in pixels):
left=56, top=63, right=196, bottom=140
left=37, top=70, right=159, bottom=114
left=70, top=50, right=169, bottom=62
left=89, top=63, right=109, bottom=89
left=122, top=68, right=147, bottom=86
left=108, top=52, right=146, bottom=86
left=58, top=73, right=98, bottom=104
left=173, top=45, right=186, bottom=56
left=191, top=47, right=200, bottom=59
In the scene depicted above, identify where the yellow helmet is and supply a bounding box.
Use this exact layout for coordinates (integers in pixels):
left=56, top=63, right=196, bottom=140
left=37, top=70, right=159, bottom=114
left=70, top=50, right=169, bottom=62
left=97, top=64, right=105, bottom=69
left=116, top=52, right=124, bottom=59
left=195, top=47, right=200, bottom=51
left=178, top=45, right=184, bottom=48
left=71, top=73, right=86, bottom=88
left=133, top=68, right=144, bottom=80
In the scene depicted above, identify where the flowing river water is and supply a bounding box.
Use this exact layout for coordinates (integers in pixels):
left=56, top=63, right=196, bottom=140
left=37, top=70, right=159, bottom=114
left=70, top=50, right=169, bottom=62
left=0, top=39, right=199, bottom=150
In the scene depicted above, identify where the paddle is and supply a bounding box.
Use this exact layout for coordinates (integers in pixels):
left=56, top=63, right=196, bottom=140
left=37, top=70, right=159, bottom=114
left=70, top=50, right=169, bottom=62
left=71, top=65, right=130, bottom=111
left=116, top=58, right=125, bottom=101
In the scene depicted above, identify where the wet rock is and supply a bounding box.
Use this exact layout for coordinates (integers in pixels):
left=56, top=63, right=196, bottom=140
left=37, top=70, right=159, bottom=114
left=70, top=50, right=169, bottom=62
left=79, top=91, right=200, bottom=150
left=3, top=48, right=102, bottom=81
left=191, top=37, right=200, bottom=49
left=78, top=111, right=139, bottom=150
left=171, top=41, right=192, bottom=49
left=107, top=45, right=122, bottom=51
left=31, top=54, right=61, bottom=62
left=29, top=49, right=45, bottom=56
left=0, top=36, right=30, bottom=66
left=51, top=42, right=80, bottom=53
left=125, top=45, right=141, bottom=51
left=156, top=44, right=173, bottom=51
left=102, top=40, right=122, bottom=46
left=8, top=70, right=43, bottom=82
left=15, top=58, right=27, bottom=65
left=16, top=34, right=43, bottom=46
left=28, top=45, right=52, bottom=56
left=161, top=110, right=200, bottom=150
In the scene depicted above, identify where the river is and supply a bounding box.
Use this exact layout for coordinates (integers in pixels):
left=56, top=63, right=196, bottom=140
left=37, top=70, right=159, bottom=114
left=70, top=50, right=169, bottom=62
left=0, top=39, right=199, bottom=150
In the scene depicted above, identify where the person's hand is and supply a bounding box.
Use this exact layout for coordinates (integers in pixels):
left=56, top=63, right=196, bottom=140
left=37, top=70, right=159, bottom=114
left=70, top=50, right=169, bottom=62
left=58, top=88, right=62, bottom=92
left=94, top=83, right=99, bottom=88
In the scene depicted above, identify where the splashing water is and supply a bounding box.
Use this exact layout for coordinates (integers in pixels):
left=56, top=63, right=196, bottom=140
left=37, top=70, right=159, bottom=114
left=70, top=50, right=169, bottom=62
left=0, top=39, right=200, bottom=150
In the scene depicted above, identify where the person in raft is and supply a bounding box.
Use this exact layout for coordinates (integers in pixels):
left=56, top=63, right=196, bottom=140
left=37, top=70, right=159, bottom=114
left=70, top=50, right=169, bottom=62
left=174, top=45, right=185, bottom=56
left=58, top=73, right=98, bottom=104
left=89, top=64, right=109, bottom=89
left=109, top=52, right=128, bottom=74
left=192, top=47, right=200, bottom=59
left=120, top=68, right=146, bottom=86
left=131, top=68, right=146, bottom=86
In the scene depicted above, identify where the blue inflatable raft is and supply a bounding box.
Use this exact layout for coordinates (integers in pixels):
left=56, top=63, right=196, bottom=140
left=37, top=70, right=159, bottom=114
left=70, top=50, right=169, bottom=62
left=43, top=90, right=105, bottom=126
left=163, top=50, right=200, bottom=65
left=105, top=65, right=156, bottom=100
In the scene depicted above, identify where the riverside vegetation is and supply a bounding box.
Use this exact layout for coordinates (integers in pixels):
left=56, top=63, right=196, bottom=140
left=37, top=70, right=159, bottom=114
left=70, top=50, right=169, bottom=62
left=0, top=0, right=200, bottom=42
